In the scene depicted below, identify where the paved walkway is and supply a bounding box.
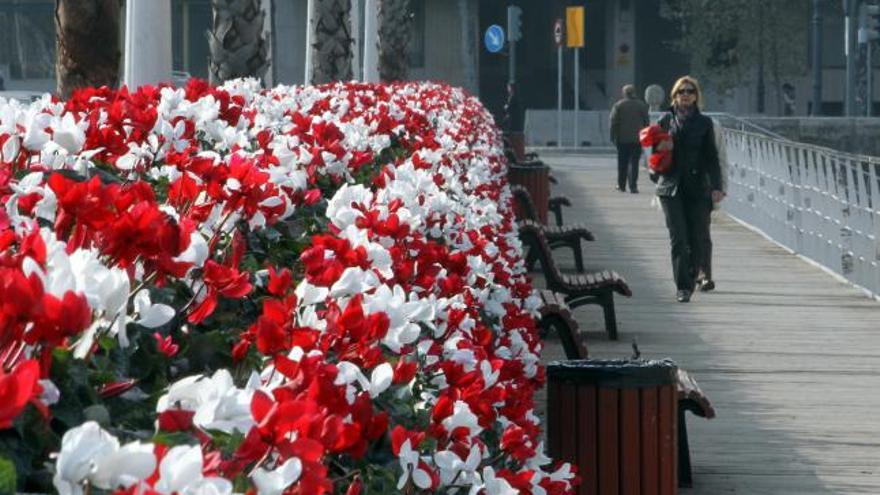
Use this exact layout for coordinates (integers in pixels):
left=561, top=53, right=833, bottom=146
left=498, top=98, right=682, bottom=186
left=534, top=153, right=880, bottom=495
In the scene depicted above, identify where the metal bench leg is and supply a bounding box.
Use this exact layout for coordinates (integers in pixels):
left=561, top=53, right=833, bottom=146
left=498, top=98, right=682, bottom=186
left=525, top=247, right=538, bottom=272
left=600, top=293, right=618, bottom=340
left=552, top=204, right=563, bottom=227
left=571, top=241, right=584, bottom=273
left=678, top=407, right=693, bottom=488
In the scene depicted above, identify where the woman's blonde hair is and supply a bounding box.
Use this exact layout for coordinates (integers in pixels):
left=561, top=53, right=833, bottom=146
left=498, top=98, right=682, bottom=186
left=670, top=75, right=702, bottom=109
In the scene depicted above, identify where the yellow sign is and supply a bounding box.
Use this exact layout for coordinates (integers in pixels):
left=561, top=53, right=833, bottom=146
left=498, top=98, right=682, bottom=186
left=566, top=6, right=584, bottom=48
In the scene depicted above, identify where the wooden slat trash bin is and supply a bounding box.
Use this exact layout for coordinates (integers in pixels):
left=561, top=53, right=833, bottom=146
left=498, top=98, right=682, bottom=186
left=547, top=359, right=679, bottom=495
left=508, top=161, right=550, bottom=224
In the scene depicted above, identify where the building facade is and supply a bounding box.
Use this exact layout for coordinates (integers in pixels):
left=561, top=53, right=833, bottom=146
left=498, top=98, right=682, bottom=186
left=0, top=0, right=861, bottom=118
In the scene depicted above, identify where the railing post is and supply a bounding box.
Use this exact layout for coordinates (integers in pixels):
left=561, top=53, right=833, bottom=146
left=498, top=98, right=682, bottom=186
left=869, top=160, right=880, bottom=294
left=791, top=147, right=805, bottom=254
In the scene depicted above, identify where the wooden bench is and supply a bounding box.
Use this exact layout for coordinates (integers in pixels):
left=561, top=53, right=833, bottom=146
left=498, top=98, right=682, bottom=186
left=519, top=221, right=631, bottom=340
left=548, top=195, right=572, bottom=227
left=510, top=184, right=542, bottom=222
left=520, top=218, right=594, bottom=273
left=537, top=289, right=589, bottom=359
left=547, top=172, right=573, bottom=227
left=511, top=184, right=573, bottom=227
left=512, top=186, right=594, bottom=272
left=676, top=369, right=716, bottom=488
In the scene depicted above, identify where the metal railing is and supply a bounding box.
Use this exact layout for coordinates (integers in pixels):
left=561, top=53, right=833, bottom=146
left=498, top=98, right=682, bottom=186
left=706, top=112, right=790, bottom=141
left=721, top=127, right=880, bottom=298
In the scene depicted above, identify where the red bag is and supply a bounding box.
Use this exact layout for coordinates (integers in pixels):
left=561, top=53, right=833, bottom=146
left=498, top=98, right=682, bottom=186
left=639, top=124, right=673, bottom=174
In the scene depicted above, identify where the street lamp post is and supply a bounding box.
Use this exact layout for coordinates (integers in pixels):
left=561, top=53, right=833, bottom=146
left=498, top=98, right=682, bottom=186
left=812, top=0, right=823, bottom=115
left=846, top=0, right=859, bottom=116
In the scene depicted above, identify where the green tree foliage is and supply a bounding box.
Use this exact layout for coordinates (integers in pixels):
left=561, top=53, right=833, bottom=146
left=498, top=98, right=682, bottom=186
left=661, top=0, right=812, bottom=110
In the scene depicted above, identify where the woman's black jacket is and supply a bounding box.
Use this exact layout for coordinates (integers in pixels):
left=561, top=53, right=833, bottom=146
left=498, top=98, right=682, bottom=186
left=651, top=107, right=721, bottom=199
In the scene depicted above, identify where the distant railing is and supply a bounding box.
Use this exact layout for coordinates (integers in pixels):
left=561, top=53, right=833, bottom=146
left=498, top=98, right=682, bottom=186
left=705, top=112, right=790, bottom=141
left=720, top=127, right=880, bottom=298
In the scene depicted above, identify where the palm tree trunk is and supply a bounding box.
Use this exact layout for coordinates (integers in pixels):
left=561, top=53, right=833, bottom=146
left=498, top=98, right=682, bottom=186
left=208, top=0, right=270, bottom=84
left=55, top=0, right=120, bottom=98
left=377, top=0, right=410, bottom=82
left=311, top=0, right=354, bottom=84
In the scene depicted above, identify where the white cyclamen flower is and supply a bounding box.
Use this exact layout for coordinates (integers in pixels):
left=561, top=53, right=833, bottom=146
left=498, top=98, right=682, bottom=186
left=251, top=457, right=303, bottom=495
left=54, top=421, right=119, bottom=495
left=53, top=422, right=155, bottom=495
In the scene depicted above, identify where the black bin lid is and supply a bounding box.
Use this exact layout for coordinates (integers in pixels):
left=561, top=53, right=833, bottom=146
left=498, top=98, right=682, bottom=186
left=547, top=359, right=677, bottom=388
left=508, top=160, right=547, bottom=169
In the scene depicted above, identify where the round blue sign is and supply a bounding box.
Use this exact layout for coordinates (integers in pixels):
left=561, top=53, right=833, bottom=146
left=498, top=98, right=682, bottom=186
left=484, top=24, right=505, bottom=53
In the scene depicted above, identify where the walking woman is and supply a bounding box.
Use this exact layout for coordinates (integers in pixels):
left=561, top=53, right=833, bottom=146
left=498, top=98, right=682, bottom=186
left=652, top=76, right=723, bottom=302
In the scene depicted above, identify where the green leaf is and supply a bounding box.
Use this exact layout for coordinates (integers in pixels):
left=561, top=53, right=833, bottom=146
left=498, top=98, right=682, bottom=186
left=0, top=456, right=16, bottom=495
left=207, top=429, right=245, bottom=457
left=98, top=334, right=117, bottom=353
left=152, top=431, right=198, bottom=447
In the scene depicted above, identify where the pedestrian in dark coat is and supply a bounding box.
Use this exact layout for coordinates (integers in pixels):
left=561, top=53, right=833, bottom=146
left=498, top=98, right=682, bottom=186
left=651, top=76, right=723, bottom=302
left=610, top=84, right=649, bottom=193
left=695, top=118, right=730, bottom=292
left=503, top=82, right=524, bottom=133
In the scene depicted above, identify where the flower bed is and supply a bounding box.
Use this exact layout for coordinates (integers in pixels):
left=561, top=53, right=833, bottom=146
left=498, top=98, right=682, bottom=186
left=0, top=80, right=576, bottom=494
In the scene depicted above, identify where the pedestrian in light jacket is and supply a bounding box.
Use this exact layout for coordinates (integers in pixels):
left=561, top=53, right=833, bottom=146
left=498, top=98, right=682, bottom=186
left=610, top=84, right=649, bottom=193
left=651, top=76, right=723, bottom=302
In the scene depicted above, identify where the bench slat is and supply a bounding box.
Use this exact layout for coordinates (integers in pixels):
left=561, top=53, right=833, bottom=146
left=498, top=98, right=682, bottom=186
left=676, top=369, right=716, bottom=419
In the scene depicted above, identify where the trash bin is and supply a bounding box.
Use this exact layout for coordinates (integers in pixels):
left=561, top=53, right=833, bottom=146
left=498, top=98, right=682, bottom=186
left=508, top=161, right=550, bottom=224
left=547, top=359, right=678, bottom=495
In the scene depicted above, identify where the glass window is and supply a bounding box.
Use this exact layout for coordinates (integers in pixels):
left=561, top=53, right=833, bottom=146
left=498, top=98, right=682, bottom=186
left=172, top=0, right=212, bottom=79
left=408, top=0, right=425, bottom=69
left=0, top=0, right=55, bottom=90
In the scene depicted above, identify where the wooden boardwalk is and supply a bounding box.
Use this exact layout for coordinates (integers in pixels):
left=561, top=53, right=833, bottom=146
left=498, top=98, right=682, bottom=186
left=533, top=152, right=880, bottom=495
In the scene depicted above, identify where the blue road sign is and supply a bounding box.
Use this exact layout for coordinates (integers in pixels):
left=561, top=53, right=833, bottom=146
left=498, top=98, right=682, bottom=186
left=484, top=24, right=505, bottom=53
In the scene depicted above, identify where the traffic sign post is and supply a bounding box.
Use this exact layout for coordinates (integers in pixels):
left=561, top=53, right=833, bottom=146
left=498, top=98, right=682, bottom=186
left=507, top=6, right=523, bottom=85
left=567, top=6, right=584, bottom=147
left=554, top=19, right=563, bottom=147
left=484, top=24, right=505, bottom=54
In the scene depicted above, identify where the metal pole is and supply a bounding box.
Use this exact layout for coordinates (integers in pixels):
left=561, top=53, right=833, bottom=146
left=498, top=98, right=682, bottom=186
left=509, top=39, right=516, bottom=85
left=304, top=0, right=314, bottom=84
left=812, top=0, right=823, bottom=115
left=757, top=16, right=765, bottom=113
left=363, top=0, right=379, bottom=82
left=846, top=0, right=858, bottom=116
left=869, top=40, right=874, bottom=116
left=573, top=47, right=579, bottom=147
left=557, top=45, right=562, bottom=147
left=351, top=0, right=361, bottom=80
